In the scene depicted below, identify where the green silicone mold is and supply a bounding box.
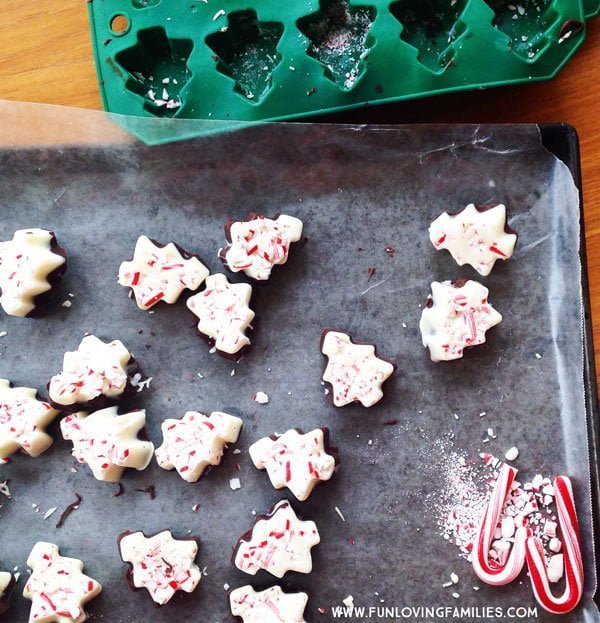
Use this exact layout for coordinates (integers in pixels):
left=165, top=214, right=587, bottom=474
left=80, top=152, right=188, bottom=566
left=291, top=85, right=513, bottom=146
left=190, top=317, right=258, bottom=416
left=90, top=0, right=593, bottom=125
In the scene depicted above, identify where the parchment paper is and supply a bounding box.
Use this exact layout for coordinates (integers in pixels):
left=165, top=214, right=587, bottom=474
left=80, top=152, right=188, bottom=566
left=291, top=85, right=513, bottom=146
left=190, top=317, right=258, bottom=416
left=0, top=116, right=597, bottom=623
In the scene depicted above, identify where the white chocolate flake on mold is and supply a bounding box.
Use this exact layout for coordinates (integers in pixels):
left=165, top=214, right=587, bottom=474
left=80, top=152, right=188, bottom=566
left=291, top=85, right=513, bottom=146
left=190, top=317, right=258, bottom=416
left=118, top=235, right=209, bottom=310
left=60, top=407, right=154, bottom=482
left=223, top=214, right=303, bottom=280
left=186, top=274, right=254, bottom=355
left=48, top=335, right=132, bottom=406
left=155, top=411, right=242, bottom=482
left=0, top=229, right=66, bottom=317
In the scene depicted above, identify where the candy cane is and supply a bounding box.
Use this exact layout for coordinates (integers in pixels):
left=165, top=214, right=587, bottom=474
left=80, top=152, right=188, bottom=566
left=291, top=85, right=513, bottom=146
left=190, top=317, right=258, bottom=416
left=525, top=476, right=584, bottom=614
left=473, top=463, right=528, bottom=585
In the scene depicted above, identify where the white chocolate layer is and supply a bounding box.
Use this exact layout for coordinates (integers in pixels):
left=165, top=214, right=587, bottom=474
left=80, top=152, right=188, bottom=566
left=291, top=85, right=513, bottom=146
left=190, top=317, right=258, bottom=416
left=118, top=235, right=209, bottom=310
left=230, top=585, right=308, bottom=623
left=0, top=379, right=59, bottom=458
left=234, top=500, right=320, bottom=578
left=429, top=204, right=517, bottom=276
left=0, top=571, right=12, bottom=599
left=419, top=280, right=502, bottom=362
left=0, top=228, right=66, bottom=317
left=60, top=407, right=154, bottom=482
left=186, top=273, right=254, bottom=355
left=119, top=530, right=201, bottom=605
left=155, top=411, right=242, bottom=482
left=223, top=214, right=303, bottom=280
left=23, top=542, right=102, bottom=623
left=321, top=331, right=394, bottom=407
left=49, top=335, right=131, bottom=407
left=249, top=428, right=335, bottom=501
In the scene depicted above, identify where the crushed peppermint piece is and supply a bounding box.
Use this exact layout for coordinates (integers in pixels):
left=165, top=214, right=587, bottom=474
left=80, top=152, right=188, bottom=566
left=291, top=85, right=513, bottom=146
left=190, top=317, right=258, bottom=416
left=229, top=477, right=241, bottom=491
left=0, top=331, right=7, bottom=338
left=61, top=300, right=72, bottom=308
left=43, top=507, right=57, bottom=520
left=252, top=391, right=269, bottom=404
left=334, top=506, right=346, bottom=522
left=0, top=480, right=11, bottom=498
left=505, top=446, right=519, bottom=461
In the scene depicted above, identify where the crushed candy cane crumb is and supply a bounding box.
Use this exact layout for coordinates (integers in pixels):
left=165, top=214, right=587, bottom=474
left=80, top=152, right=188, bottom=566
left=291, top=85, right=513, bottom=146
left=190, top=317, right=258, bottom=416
left=253, top=391, right=269, bottom=404
left=229, top=477, right=241, bottom=491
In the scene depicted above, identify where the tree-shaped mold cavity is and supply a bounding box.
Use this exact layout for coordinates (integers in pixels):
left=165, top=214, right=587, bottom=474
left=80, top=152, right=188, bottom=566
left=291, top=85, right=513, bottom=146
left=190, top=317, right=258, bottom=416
left=484, top=0, right=558, bottom=61
left=297, top=0, right=377, bottom=91
left=389, top=0, right=469, bottom=73
left=205, top=10, right=284, bottom=104
left=115, top=27, right=192, bottom=117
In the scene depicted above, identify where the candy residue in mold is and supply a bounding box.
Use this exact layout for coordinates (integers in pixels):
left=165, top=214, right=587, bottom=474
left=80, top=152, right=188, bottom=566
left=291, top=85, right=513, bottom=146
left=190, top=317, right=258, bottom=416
left=299, top=0, right=376, bottom=91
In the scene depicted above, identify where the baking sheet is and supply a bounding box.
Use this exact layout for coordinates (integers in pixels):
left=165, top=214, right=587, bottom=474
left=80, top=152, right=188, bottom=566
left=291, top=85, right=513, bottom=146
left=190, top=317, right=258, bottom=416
left=0, top=116, right=597, bottom=622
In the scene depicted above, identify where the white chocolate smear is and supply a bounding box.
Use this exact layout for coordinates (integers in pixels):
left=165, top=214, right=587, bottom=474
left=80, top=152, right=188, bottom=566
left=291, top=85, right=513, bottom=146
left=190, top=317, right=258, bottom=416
left=230, top=584, right=308, bottom=623
left=249, top=428, right=335, bottom=501
left=119, top=530, right=201, bottom=605
left=234, top=500, right=320, bottom=578
left=118, top=235, right=209, bottom=310
left=429, top=204, right=517, bottom=276
left=48, top=335, right=132, bottom=407
left=23, top=542, right=102, bottom=623
left=0, top=379, right=59, bottom=458
left=0, top=228, right=66, bottom=317
left=155, top=411, right=242, bottom=482
left=187, top=273, right=254, bottom=355
left=321, top=331, right=395, bottom=407
left=419, top=280, right=502, bottom=362
left=222, top=214, right=303, bottom=280
left=60, top=407, right=154, bottom=482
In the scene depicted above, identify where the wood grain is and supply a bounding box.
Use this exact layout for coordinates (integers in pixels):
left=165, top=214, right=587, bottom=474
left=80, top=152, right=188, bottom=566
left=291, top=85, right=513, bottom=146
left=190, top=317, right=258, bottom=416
left=1, top=1, right=599, bottom=380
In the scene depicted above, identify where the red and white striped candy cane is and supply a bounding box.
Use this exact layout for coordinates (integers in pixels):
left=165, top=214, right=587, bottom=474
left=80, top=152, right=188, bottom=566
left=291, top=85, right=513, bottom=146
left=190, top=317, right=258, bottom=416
left=526, top=476, right=584, bottom=614
left=473, top=463, right=528, bottom=585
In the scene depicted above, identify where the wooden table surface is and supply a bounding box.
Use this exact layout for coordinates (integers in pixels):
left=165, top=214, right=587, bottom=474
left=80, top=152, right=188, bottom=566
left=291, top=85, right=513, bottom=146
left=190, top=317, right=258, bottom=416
left=1, top=1, right=599, bottom=380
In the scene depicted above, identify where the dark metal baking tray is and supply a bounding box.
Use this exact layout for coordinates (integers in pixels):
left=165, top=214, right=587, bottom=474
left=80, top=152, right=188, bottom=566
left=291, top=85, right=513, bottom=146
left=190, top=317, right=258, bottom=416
left=0, top=121, right=597, bottom=622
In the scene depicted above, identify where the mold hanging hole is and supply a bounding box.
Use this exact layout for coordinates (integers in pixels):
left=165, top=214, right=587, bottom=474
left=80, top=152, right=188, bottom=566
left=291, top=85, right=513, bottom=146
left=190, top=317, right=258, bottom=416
left=110, top=14, right=131, bottom=36
left=297, top=0, right=377, bottom=92
left=389, top=0, right=468, bottom=73
left=115, top=27, right=193, bottom=117
left=484, top=0, right=558, bottom=61
left=205, top=10, right=284, bottom=104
